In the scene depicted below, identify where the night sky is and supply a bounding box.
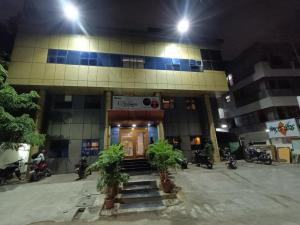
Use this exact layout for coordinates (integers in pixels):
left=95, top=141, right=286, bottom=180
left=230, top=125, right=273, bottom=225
left=1, top=0, right=300, bottom=60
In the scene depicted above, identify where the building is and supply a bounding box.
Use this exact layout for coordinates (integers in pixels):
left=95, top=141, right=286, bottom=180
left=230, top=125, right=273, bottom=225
left=7, top=30, right=228, bottom=173
left=220, top=42, right=300, bottom=148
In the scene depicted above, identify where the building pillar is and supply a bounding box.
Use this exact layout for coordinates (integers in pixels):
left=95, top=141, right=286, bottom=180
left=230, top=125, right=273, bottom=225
left=104, top=91, right=112, bottom=149
left=204, top=94, right=220, bottom=162
left=154, top=92, right=165, bottom=140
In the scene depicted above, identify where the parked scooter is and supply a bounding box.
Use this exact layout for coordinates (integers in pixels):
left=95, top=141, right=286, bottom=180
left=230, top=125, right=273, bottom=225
left=195, top=149, right=213, bottom=169
left=0, top=160, right=22, bottom=185
left=222, top=147, right=237, bottom=169
left=74, top=157, right=91, bottom=180
left=245, top=146, right=272, bottom=165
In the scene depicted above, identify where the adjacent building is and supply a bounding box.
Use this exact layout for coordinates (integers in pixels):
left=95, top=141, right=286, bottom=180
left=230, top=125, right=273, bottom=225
left=220, top=42, right=300, bottom=147
left=8, top=30, right=228, bottom=173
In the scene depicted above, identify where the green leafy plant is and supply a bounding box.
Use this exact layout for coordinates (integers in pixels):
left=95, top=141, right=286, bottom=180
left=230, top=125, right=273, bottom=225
left=147, top=140, right=183, bottom=193
left=89, top=144, right=129, bottom=197
left=0, top=64, right=45, bottom=151
left=147, top=140, right=183, bottom=172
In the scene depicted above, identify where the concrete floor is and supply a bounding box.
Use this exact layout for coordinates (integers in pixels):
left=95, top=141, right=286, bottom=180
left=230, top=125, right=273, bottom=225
left=1, top=162, right=300, bottom=225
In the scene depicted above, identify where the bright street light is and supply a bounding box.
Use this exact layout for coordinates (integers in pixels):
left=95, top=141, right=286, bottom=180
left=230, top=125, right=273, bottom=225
left=221, top=124, right=228, bottom=129
left=177, top=18, right=189, bottom=33
left=63, top=3, right=79, bottom=21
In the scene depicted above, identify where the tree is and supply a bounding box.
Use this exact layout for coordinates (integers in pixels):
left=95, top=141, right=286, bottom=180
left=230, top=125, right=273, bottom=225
left=0, top=64, right=45, bottom=151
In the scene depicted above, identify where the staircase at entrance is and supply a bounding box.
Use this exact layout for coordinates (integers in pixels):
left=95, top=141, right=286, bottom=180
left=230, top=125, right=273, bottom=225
left=116, top=174, right=166, bottom=214
left=121, top=159, right=152, bottom=172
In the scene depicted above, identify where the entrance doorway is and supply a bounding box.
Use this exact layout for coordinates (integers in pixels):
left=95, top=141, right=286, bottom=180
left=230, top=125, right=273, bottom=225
left=119, top=128, right=148, bottom=159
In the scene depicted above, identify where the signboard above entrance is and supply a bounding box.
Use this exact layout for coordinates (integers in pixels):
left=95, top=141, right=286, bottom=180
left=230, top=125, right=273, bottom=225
left=112, top=96, right=160, bottom=110
left=266, top=118, right=300, bottom=138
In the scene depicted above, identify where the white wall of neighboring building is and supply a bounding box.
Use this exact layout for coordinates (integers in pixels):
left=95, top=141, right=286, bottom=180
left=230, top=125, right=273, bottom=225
left=0, top=144, right=30, bottom=173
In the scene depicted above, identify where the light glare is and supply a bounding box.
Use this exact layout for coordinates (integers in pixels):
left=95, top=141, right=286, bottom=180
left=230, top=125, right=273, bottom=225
left=177, top=18, right=189, bottom=33
left=63, top=3, right=79, bottom=21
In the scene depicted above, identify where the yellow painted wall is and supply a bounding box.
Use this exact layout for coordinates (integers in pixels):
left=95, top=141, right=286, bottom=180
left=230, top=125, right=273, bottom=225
left=8, top=33, right=228, bottom=92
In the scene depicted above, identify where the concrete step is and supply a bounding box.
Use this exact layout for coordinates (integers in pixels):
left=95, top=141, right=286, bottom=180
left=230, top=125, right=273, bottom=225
left=118, top=190, right=162, bottom=203
left=124, top=180, right=157, bottom=188
left=122, top=184, right=158, bottom=194
left=117, top=201, right=166, bottom=214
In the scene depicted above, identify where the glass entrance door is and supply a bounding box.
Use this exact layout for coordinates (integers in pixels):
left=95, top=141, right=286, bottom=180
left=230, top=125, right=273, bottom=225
left=119, top=128, right=148, bottom=159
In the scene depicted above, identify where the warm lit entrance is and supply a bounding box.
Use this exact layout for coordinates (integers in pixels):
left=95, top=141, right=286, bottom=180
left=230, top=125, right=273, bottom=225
left=119, top=128, right=149, bottom=159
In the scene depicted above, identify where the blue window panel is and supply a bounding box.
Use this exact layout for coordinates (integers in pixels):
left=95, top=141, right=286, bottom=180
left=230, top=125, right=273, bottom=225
left=56, top=57, right=66, bottom=64
left=155, top=62, right=165, bottom=70
left=172, top=58, right=180, bottom=65
left=154, top=58, right=166, bottom=70
left=80, top=52, right=89, bottom=58
left=110, top=54, right=122, bottom=67
left=66, top=51, right=80, bottom=65
left=189, top=59, right=196, bottom=66
left=180, top=59, right=190, bottom=71
left=80, top=58, right=89, bottom=65
left=88, top=59, right=97, bottom=66
left=99, top=53, right=111, bottom=66
left=144, top=57, right=155, bottom=69
left=47, top=56, right=56, bottom=63
left=89, top=52, right=97, bottom=59
left=110, top=127, right=119, bottom=145
left=166, top=65, right=174, bottom=70
left=48, top=49, right=57, bottom=56
left=58, top=50, right=67, bottom=56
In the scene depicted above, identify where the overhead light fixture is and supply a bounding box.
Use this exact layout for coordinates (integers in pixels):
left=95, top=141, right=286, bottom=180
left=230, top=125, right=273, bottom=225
left=221, top=124, right=228, bottom=129
left=147, top=123, right=151, bottom=127
left=132, top=124, right=136, bottom=128
left=177, top=18, right=189, bottom=33
left=63, top=2, right=79, bottom=21
left=265, top=129, right=270, bottom=133
left=117, top=124, right=121, bottom=127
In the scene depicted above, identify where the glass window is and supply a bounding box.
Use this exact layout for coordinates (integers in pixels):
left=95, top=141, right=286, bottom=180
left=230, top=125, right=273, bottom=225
left=54, top=95, right=72, bottom=109
left=185, top=98, right=197, bottom=111
left=122, top=56, right=144, bottom=69
left=49, top=140, right=69, bottom=158
left=81, top=139, right=100, bottom=156
left=162, top=97, right=175, bottom=110
left=84, top=95, right=101, bottom=109
left=190, top=136, right=201, bottom=150
left=166, top=136, right=181, bottom=149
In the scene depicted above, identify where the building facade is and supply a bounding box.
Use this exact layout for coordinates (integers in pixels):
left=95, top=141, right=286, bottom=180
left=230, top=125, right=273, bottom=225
left=8, top=32, right=228, bottom=173
left=220, top=42, right=300, bottom=147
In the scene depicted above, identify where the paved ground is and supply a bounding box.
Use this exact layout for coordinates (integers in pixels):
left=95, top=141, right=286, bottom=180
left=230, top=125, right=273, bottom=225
left=1, top=161, right=300, bottom=225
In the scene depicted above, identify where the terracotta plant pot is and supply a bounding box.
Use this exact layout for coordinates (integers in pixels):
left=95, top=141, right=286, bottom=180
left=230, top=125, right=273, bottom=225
left=161, top=179, right=173, bottom=193
left=104, top=198, right=114, bottom=209
left=107, top=184, right=119, bottom=198
left=159, top=171, right=168, bottom=182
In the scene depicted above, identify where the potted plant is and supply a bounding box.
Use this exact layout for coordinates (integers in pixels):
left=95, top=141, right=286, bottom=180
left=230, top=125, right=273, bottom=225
left=89, top=144, right=129, bottom=209
left=147, top=140, right=183, bottom=193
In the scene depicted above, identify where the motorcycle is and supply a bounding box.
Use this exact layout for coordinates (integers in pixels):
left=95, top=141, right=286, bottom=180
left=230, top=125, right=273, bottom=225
left=28, top=161, right=52, bottom=182
left=0, top=160, right=22, bottom=185
left=245, top=147, right=272, bottom=165
left=176, top=157, right=188, bottom=169
left=74, top=157, right=91, bottom=180
left=194, top=149, right=213, bottom=169
left=222, top=148, right=237, bottom=169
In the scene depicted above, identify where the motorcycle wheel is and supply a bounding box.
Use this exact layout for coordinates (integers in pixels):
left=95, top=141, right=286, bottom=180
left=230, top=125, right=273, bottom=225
left=265, top=158, right=272, bottom=165
left=45, top=169, right=52, bottom=177
left=30, top=172, right=38, bottom=182
left=0, top=177, right=6, bottom=185
left=228, top=163, right=237, bottom=169
left=245, top=155, right=252, bottom=163
left=207, top=163, right=213, bottom=169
